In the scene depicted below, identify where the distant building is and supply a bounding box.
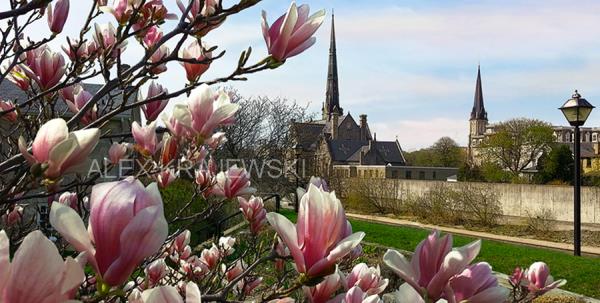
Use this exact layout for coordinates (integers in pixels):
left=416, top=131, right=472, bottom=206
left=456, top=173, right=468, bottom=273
left=466, top=66, right=600, bottom=174
left=291, top=14, right=457, bottom=181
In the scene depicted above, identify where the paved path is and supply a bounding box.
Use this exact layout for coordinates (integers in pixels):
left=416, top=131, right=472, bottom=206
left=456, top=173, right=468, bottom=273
left=347, top=213, right=600, bottom=256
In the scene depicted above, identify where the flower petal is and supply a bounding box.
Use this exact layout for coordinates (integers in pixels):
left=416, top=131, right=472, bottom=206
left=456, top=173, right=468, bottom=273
left=266, top=212, right=305, bottom=273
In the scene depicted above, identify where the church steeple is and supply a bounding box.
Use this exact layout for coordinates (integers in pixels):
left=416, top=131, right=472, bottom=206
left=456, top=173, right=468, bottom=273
left=470, top=65, right=487, bottom=121
left=324, top=12, right=342, bottom=120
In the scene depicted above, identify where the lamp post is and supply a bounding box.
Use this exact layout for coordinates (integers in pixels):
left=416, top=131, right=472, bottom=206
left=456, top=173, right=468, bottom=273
left=559, top=90, right=594, bottom=256
left=293, top=143, right=303, bottom=213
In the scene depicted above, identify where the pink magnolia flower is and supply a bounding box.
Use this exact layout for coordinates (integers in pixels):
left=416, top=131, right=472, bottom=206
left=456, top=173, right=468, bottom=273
left=0, top=100, right=17, bottom=122
left=2, top=205, right=23, bottom=226
left=510, top=266, right=525, bottom=287
left=341, top=263, right=388, bottom=296
left=108, top=142, right=129, bottom=165
left=195, top=166, right=214, bottom=193
left=62, top=38, right=97, bottom=61
left=445, top=262, right=508, bottom=303
left=61, top=85, right=97, bottom=125
left=149, top=45, right=170, bottom=74
left=160, top=133, right=179, bottom=166
left=342, top=286, right=382, bottom=303
left=524, top=262, right=566, bottom=295
left=199, top=244, right=220, bottom=270
left=144, top=26, right=163, bottom=48
left=382, top=230, right=481, bottom=301
left=224, top=260, right=245, bottom=282
left=179, top=40, right=212, bottom=82
left=136, top=0, right=177, bottom=27
left=49, top=177, right=169, bottom=286
left=170, top=230, right=191, bottom=255
left=5, top=65, right=31, bottom=91
left=267, top=184, right=365, bottom=279
left=58, top=191, right=78, bottom=210
left=274, top=240, right=289, bottom=272
left=205, top=131, right=227, bottom=149
left=0, top=230, right=84, bottom=302
left=175, top=85, right=239, bottom=139
left=163, top=107, right=190, bottom=138
left=237, top=276, right=262, bottom=295
left=212, top=165, right=255, bottom=199
left=100, top=0, right=136, bottom=24
left=304, top=272, right=341, bottom=302
left=145, top=258, right=168, bottom=287
left=47, top=0, right=70, bottom=34
left=342, top=220, right=362, bottom=261
left=219, top=236, right=236, bottom=256
left=94, top=23, right=128, bottom=58
left=141, top=81, right=169, bottom=121
left=131, top=282, right=201, bottom=303
left=23, top=45, right=65, bottom=90
left=132, top=121, right=159, bottom=156
left=176, top=0, right=223, bottom=36
left=261, top=2, right=325, bottom=62
left=18, top=118, right=100, bottom=179
left=239, top=196, right=267, bottom=235
left=155, top=168, right=177, bottom=189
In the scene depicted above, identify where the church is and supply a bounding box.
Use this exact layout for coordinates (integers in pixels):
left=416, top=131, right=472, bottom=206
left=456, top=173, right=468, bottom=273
left=291, top=15, right=456, bottom=181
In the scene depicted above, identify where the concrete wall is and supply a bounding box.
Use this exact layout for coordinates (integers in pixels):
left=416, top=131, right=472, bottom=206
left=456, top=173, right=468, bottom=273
left=338, top=178, right=600, bottom=224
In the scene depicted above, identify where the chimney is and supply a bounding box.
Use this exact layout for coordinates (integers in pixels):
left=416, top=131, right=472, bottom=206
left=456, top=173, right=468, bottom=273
left=374, top=132, right=377, bottom=141
left=359, top=114, right=367, bottom=140
left=331, top=107, right=339, bottom=139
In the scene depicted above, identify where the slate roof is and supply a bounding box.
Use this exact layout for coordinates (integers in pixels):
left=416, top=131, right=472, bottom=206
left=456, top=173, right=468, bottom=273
left=291, top=122, right=324, bottom=151
left=328, top=139, right=405, bottom=165
left=0, top=81, right=135, bottom=118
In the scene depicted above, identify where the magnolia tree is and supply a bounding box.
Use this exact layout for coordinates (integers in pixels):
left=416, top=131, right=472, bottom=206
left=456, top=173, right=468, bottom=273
left=0, top=0, right=567, bottom=302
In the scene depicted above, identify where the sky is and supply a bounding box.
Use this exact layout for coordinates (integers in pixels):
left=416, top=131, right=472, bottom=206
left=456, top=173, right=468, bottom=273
left=9, top=0, right=600, bottom=150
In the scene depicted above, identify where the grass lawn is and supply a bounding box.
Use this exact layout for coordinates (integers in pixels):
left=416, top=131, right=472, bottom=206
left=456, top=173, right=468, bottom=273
left=280, top=209, right=600, bottom=299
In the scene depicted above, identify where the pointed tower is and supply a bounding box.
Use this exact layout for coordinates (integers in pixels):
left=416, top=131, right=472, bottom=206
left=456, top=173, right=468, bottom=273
left=468, top=65, right=489, bottom=160
left=323, top=12, right=343, bottom=120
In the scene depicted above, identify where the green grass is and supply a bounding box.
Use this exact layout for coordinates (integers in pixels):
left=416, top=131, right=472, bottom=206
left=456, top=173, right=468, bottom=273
left=280, top=209, right=600, bottom=298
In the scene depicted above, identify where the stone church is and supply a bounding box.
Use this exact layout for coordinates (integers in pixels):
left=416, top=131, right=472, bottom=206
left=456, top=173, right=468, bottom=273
left=291, top=14, right=407, bottom=179
left=467, top=66, right=600, bottom=173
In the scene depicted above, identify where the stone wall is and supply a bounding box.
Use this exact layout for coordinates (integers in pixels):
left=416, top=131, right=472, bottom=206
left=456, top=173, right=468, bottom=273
left=337, top=178, right=600, bottom=224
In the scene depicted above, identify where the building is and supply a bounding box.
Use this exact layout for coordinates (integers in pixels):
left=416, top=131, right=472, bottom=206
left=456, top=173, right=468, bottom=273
left=291, top=14, right=458, bottom=181
left=466, top=66, right=600, bottom=173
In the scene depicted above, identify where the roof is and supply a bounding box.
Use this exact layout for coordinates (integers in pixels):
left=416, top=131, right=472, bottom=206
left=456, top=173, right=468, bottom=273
left=292, top=122, right=325, bottom=151
left=328, top=139, right=405, bottom=165
left=561, top=142, right=598, bottom=158
left=0, top=81, right=135, bottom=118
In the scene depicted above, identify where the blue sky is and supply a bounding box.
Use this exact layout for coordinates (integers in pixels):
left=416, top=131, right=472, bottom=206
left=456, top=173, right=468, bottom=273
left=13, top=0, right=600, bottom=150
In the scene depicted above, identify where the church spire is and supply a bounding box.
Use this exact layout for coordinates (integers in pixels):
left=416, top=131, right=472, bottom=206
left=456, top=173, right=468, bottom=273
left=324, top=12, right=342, bottom=120
left=470, top=65, right=487, bottom=121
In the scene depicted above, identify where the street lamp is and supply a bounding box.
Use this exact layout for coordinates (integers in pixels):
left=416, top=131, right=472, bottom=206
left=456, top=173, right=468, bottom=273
left=559, top=90, right=594, bottom=256
left=293, top=143, right=303, bottom=213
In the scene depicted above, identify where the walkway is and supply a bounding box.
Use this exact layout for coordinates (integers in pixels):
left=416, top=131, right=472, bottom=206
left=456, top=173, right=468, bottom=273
left=347, top=213, right=600, bottom=256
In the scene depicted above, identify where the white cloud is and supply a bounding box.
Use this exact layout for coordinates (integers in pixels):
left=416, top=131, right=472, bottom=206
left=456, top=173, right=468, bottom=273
left=372, top=118, right=468, bottom=150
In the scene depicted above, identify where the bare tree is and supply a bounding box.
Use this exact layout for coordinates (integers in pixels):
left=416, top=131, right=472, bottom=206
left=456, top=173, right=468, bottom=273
left=215, top=90, right=315, bottom=193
